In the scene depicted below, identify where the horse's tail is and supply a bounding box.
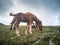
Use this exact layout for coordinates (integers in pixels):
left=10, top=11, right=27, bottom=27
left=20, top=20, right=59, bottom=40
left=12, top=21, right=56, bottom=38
left=9, top=13, right=16, bottom=16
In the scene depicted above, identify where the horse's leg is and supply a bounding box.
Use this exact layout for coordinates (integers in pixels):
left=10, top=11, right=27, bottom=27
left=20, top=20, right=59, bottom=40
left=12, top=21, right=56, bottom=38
left=10, top=24, right=13, bottom=30
left=15, top=22, right=20, bottom=36
left=13, top=22, right=16, bottom=30
left=29, top=22, right=32, bottom=34
left=25, top=22, right=29, bottom=35
left=10, top=18, right=16, bottom=30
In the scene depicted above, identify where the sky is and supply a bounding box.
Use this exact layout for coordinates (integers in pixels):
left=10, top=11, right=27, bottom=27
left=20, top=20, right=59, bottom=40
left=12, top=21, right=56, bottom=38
left=0, top=0, right=60, bottom=26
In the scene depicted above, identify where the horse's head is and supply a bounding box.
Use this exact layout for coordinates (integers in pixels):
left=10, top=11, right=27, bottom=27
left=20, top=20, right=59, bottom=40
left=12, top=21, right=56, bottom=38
left=36, top=20, right=42, bottom=31
left=39, top=20, right=42, bottom=31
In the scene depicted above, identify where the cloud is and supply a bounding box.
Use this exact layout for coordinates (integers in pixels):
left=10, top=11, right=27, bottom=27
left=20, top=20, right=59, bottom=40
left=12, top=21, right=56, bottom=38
left=18, top=0, right=60, bottom=12
left=0, top=0, right=13, bottom=16
left=0, top=0, right=60, bottom=25
left=0, top=12, right=13, bottom=25
left=54, top=12, right=60, bottom=25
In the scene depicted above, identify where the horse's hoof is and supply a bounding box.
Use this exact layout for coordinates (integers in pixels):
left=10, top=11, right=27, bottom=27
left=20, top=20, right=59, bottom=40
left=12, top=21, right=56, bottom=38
left=25, top=33, right=28, bottom=35
left=25, top=31, right=28, bottom=35
left=30, top=32, right=33, bottom=34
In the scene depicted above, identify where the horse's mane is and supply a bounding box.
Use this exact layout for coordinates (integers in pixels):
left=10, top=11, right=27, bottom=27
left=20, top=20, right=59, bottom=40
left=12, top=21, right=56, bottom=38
left=26, top=12, right=41, bottom=24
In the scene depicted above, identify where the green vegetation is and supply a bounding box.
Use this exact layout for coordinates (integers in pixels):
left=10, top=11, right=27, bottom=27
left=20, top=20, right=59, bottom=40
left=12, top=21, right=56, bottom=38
left=0, top=25, right=60, bottom=45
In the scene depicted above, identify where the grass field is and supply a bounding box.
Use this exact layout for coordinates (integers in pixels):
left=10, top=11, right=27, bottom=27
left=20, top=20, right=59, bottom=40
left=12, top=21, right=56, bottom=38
left=0, top=25, right=60, bottom=45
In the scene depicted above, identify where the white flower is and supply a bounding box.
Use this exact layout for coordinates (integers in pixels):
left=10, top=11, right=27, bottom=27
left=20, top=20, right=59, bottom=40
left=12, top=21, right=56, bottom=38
left=35, top=40, right=40, bottom=44
left=49, top=39, right=55, bottom=45
left=57, top=31, right=59, bottom=33
left=11, top=37, right=13, bottom=39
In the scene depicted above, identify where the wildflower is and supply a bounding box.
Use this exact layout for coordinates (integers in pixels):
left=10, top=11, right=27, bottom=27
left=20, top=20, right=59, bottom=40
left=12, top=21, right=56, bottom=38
left=11, top=37, right=13, bottom=39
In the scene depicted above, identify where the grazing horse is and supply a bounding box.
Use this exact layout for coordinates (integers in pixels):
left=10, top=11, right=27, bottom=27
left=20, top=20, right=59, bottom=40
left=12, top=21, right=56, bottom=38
left=9, top=12, right=42, bottom=36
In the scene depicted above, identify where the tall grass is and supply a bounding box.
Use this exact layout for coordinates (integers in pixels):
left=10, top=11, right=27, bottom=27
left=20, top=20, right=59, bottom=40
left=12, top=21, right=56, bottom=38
left=0, top=25, right=60, bottom=45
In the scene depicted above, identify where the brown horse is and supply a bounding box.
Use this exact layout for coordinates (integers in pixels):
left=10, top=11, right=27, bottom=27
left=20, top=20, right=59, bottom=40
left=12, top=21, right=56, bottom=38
left=9, top=12, right=42, bottom=36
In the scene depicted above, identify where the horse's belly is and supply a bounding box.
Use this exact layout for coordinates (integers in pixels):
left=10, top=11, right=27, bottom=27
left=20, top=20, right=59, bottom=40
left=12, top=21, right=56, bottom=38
left=20, top=19, right=28, bottom=22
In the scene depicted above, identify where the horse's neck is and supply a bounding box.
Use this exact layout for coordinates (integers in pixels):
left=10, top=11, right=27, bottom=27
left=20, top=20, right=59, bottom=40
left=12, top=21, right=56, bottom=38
left=34, top=17, right=39, bottom=22
left=34, top=17, right=39, bottom=27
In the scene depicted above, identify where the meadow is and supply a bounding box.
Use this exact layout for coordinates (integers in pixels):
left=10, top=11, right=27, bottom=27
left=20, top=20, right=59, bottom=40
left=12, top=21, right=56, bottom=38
left=0, top=25, right=60, bottom=45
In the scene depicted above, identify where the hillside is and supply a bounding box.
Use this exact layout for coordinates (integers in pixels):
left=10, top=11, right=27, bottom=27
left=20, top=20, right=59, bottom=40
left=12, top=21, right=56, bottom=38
left=0, top=23, right=5, bottom=26
left=0, top=26, right=60, bottom=45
